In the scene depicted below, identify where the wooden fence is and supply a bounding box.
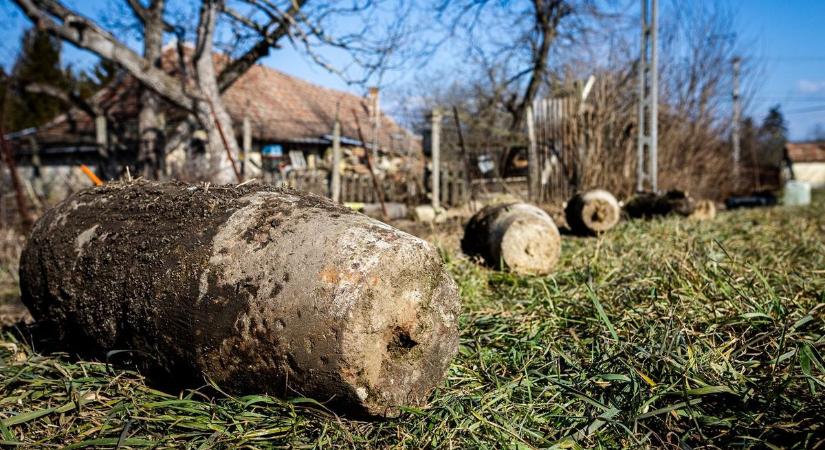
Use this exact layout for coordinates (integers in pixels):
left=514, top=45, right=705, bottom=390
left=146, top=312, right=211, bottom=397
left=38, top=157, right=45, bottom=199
left=272, top=165, right=470, bottom=207
left=531, top=95, right=590, bottom=203
left=438, top=165, right=470, bottom=207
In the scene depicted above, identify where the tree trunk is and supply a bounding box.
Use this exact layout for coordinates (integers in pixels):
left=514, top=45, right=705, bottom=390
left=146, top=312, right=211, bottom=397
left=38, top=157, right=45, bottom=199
left=508, top=0, right=567, bottom=132
left=135, top=1, right=165, bottom=179
left=192, top=1, right=239, bottom=184
left=461, top=202, right=561, bottom=274
left=137, top=90, right=163, bottom=178
left=19, top=181, right=461, bottom=418
left=565, top=189, right=621, bottom=235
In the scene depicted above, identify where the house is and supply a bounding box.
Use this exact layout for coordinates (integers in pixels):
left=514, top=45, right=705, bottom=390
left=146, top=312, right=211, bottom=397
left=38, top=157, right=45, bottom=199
left=784, top=142, right=825, bottom=188
left=7, top=48, right=421, bottom=185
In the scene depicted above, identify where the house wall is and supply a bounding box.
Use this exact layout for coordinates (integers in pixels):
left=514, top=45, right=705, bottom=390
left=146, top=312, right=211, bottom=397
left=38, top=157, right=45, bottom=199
left=792, top=162, right=825, bottom=188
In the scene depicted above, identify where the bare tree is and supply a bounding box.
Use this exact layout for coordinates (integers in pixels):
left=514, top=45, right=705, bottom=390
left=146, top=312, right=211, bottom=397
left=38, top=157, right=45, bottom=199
left=432, top=0, right=602, bottom=134
left=401, top=0, right=760, bottom=200
left=126, top=0, right=167, bottom=178
left=12, top=0, right=403, bottom=182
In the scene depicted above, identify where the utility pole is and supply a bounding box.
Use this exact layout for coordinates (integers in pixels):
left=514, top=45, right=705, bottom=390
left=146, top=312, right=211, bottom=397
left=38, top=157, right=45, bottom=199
left=637, top=0, right=658, bottom=193
left=731, top=56, right=741, bottom=178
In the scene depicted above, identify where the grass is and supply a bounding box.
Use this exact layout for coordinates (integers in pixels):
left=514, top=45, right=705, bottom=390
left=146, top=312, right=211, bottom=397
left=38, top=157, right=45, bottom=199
left=1, top=193, right=824, bottom=448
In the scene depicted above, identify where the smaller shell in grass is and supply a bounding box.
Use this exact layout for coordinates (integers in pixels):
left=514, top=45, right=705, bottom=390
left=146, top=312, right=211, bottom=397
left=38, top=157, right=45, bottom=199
left=462, top=203, right=561, bottom=275
left=565, top=190, right=621, bottom=235
left=689, top=199, right=717, bottom=220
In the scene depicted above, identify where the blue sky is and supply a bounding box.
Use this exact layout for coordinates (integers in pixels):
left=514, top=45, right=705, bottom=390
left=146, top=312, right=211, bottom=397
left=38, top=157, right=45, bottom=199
left=1, top=0, right=823, bottom=139
left=733, top=0, right=825, bottom=139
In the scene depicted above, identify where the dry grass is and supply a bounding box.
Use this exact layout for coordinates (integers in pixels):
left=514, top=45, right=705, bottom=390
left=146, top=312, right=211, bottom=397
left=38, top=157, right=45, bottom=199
left=0, top=229, right=29, bottom=327
left=1, top=192, right=824, bottom=448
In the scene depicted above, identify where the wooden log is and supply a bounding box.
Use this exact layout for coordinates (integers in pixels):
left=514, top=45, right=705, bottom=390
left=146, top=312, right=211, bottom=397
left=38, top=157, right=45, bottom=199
left=565, top=189, right=621, bottom=235
left=19, top=181, right=460, bottom=418
left=461, top=203, right=561, bottom=275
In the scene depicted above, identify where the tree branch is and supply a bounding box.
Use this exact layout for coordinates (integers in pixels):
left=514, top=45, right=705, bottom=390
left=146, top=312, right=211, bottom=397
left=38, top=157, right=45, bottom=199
left=24, top=82, right=102, bottom=118
left=125, top=0, right=149, bottom=24
left=12, top=0, right=195, bottom=110
left=510, top=0, right=571, bottom=130
left=216, top=0, right=307, bottom=92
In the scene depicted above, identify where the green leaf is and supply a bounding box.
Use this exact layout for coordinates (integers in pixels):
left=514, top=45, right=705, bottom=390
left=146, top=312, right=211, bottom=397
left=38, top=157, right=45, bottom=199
left=740, top=312, right=773, bottom=321
left=685, top=385, right=735, bottom=396
left=636, top=399, right=702, bottom=420
left=0, top=407, right=56, bottom=427
left=587, top=285, right=618, bottom=341
left=63, top=437, right=155, bottom=449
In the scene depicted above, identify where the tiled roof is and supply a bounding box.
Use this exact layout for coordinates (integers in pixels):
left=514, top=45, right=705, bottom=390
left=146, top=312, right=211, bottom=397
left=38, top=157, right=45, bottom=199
left=223, top=65, right=414, bottom=153
left=785, top=142, right=825, bottom=163
left=18, top=49, right=418, bottom=155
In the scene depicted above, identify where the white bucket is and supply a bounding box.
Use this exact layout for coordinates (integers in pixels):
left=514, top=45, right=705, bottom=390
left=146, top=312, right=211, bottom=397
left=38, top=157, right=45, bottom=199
left=783, top=180, right=811, bottom=206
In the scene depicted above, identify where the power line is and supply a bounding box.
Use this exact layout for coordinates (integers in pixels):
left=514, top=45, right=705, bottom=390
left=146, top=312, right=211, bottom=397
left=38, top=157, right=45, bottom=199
left=757, top=56, right=825, bottom=62
left=783, top=105, right=825, bottom=115
left=752, top=97, right=825, bottom=102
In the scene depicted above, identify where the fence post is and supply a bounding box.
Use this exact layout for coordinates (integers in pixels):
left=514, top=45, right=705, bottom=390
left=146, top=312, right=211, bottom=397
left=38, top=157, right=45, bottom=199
left=95, top=115, right=107, bottom=151
left=452, top=106, right=475, bottom=207
left=331, top=120, right=342, bottom=203
left=526, top=105, right=540, bottom=203
left=431, top=108, right=441, bottom=210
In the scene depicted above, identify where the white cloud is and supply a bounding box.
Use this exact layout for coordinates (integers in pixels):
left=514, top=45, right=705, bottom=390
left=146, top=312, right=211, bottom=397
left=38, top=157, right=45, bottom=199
left=796, top=79, right=825, bottom=93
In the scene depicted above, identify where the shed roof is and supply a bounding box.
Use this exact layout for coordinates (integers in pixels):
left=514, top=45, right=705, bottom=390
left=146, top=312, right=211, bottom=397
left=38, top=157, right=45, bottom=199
left=13, top=49, right=419, bottom=155
left=222, top=64, right=416, bottom=154
left=785, top=142, right=825, bottom=163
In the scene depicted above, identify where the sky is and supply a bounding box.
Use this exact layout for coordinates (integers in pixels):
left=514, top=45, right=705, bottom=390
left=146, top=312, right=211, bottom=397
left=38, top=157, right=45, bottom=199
left=1, top=0, right=824, bottom=140
left=732, top=0, right=825, bottom=139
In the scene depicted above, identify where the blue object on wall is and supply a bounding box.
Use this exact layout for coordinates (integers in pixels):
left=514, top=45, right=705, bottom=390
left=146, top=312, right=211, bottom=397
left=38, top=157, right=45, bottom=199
left=262, top=144, right=283, bottom=158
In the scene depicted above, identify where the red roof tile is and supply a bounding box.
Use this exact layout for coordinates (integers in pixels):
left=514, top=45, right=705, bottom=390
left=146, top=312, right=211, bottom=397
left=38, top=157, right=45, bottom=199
left=785, top=142, right=825, bottom=163
left=20, top=49, right=418, bottom=155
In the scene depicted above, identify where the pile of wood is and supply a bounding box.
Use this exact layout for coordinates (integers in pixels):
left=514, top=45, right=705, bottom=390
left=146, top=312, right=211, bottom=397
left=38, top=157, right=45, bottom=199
left=623, top=190, right=694, bottom=219
left=624, top=190, right=716, bottom=220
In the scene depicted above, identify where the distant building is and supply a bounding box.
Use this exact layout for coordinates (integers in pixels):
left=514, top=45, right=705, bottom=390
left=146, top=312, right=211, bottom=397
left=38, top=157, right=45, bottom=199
left=6, top=48, right=421, bottom=182
left=784, top=142, right=825, bottom=188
